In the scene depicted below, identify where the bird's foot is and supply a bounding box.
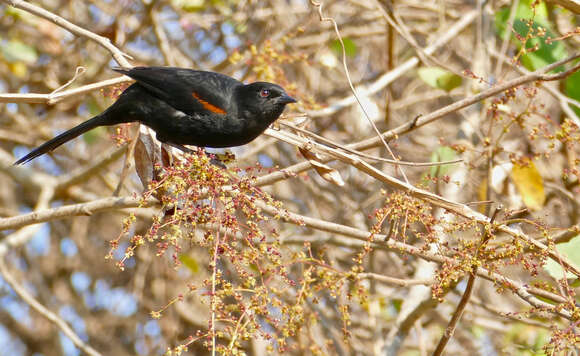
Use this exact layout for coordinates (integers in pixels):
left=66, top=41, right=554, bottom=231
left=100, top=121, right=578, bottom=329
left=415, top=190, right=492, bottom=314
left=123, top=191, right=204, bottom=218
left=163, top=142, right=229, bottom=169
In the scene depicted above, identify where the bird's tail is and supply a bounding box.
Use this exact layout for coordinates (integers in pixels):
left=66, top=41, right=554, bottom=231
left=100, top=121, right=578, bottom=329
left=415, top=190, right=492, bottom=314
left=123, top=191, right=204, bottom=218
left=14, top=114, right=111, bottom=165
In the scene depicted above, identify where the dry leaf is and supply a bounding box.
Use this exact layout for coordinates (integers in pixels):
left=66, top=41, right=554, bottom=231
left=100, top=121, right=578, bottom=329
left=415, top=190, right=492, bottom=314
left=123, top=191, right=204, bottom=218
left=134, top=127, right=165, bottom=189
left=510, top=162, right=546, bottom=211
left=299, top=147, right=345, bottom=186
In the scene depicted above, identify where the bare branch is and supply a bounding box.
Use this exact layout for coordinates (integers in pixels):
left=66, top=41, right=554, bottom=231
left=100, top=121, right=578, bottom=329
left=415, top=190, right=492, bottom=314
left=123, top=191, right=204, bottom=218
left=266, top=127, right=580, bottom=278
left=0, top=76, right=131, bottom=104
left=307, top=10, right=477, bottom=118
left=0, top=196, right=155, bottom=232
left=1, top=0, right=132, bottom=67
left=0, top=258, right=102, bottom=356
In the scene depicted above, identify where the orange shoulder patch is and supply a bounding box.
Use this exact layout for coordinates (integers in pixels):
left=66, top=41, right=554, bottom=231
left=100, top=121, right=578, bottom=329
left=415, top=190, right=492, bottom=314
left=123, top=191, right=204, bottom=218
left=192, top=92, right=227, bottom=114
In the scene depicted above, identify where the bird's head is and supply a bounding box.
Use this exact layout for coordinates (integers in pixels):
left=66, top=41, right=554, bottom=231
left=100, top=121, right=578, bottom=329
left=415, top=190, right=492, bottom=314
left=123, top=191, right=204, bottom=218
left=236, top=82, right=296, bottom=124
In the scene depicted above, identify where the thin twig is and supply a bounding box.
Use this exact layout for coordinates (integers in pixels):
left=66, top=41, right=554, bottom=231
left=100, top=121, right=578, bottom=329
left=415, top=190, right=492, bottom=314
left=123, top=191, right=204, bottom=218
left=211, top=228, right=220, bottom=356
left=254, top=200, right=571, bottom=317
left=432, top=206, right=501, bottom=355
left=0, top=76, right=132, bottom=105
left=113, top=126, right=142, bottom=196
left=0, top=258, right=102, bottom=356
left=150, top=7, right=175, bottom=66
left=309, top=0, right=409, bottom=182
left=494, top=0, right=519, bottom=77
left=265, top=126, right=580, bottom=278
left=358, top=273, right=433, bottom=286
left=374, top=0, right=434, bottom=67
left=0, top=183, right=101, bottom=355
left=51, top=66, right=86, bottom=95
left=2, top=0, right=132, bottom=67
left=56, top=146, right=127, bottom=191
left=355, top=52, right=580, bottom=151
left=257, top=52, right=580, bottom=190
left=0, top=196, right=156, bottom=232
left=280, top=121, right=463, bottom=167
left=307, top=10, right=477, bottom=118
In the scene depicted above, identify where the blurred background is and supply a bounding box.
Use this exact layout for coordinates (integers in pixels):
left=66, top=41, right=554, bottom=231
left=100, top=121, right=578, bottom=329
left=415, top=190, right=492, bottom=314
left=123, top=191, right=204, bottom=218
left=1, top=0, right=580, bottom=355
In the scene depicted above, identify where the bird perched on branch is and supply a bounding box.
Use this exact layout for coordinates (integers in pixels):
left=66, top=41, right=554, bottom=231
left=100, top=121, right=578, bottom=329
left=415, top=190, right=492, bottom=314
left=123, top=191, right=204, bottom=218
left=14, top=66, right=296, bottom=165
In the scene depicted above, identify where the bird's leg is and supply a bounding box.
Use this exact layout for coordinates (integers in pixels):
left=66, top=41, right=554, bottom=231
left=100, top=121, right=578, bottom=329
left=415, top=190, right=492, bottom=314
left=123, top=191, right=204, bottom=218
left=162, top=141, right=226, bottom=169
left=163, top=141, right=195, bottom=154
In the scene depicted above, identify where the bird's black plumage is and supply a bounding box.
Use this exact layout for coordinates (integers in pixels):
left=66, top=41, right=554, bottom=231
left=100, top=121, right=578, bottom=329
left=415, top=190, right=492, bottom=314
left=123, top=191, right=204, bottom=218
left=14, top=66, right=296, bottom=165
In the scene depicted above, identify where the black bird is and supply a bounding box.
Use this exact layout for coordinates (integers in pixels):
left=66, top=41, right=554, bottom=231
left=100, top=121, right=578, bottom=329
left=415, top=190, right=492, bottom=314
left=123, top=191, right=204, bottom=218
left=14, top=66, right=296, bottom=165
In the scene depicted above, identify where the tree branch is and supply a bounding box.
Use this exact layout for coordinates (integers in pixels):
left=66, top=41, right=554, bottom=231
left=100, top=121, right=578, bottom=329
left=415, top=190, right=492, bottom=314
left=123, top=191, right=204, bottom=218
left=0, top=257, right=102, bottom=356
left=0, top=196, right=155, bottom=232
left=2, top=0, right=132, bottom=67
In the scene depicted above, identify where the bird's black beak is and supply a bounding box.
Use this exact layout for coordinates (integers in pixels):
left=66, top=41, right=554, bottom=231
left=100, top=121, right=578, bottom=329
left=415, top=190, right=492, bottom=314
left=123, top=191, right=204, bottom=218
left=279, top=94, right=297, bottom=105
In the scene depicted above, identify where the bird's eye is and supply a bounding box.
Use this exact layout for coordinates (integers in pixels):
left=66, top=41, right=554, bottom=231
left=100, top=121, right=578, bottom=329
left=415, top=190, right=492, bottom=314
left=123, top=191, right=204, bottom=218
left=260, top=89, right=270, bottom=98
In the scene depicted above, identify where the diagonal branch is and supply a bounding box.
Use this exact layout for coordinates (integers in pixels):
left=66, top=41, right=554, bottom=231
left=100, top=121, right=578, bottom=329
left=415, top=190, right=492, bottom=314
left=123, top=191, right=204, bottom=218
left=355, top=52, right=580, bottom=151
left=0, top=76, right=132, bottom=105
left=258, top=52, right=580, bottom=189
left=0, top=257, right=102, bottom=356
left=0, top=197, right=156, bottom=232
left=307, top=10, right=477, bottom=118
left=254, top=199, right=572, bottom=319
left=265, top=120, right=580, bottom=278
left=2, top=0, right=131, bottom=67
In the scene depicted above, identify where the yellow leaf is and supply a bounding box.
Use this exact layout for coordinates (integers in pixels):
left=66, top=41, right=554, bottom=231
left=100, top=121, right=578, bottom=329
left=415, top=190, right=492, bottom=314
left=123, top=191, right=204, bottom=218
left=9, top=62, right=27, bottom=78
left=510, top=162, right=545, bottom=211
left=478, top=177, right=487, bottom=214
left=178, top=254, right=199, bottom=273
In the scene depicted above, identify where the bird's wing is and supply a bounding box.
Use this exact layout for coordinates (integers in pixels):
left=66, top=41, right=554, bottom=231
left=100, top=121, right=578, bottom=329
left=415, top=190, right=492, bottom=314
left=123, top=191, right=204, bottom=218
left=113, top=67, right=241, bottom=116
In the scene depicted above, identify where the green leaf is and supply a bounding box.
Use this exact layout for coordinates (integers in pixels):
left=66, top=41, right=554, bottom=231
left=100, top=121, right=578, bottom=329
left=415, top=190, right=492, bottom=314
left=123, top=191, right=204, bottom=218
left=564, top=67, right=580, bottom=117
left=516, top=20, right=567, bottom=71
left=172, top=0, right=205, bottom=12
left=329, top=38, right=357, bottom=58
left=495, top=0, right=549, bottom=37
left=494, top=0, right=567, bottom=71
left=5, top=7, right=35, bottom=21
left=81, top=100, right=106, bottom=144
left=570, top=278, right=580, bottom=288
left=86, top=99, right=103, bottom=117
left=1, top=40, right=38, bottom=64
left=179, top=254, right=200, bottom=273
left=417, top=67, right=462, bottom=92
left=429, top=146, right=458, bottom=177
left=82, top=127, right=105, bottom=145
left=544, top=236, right=580, bottom=279
left=390, top=299, right=402, bottom=312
